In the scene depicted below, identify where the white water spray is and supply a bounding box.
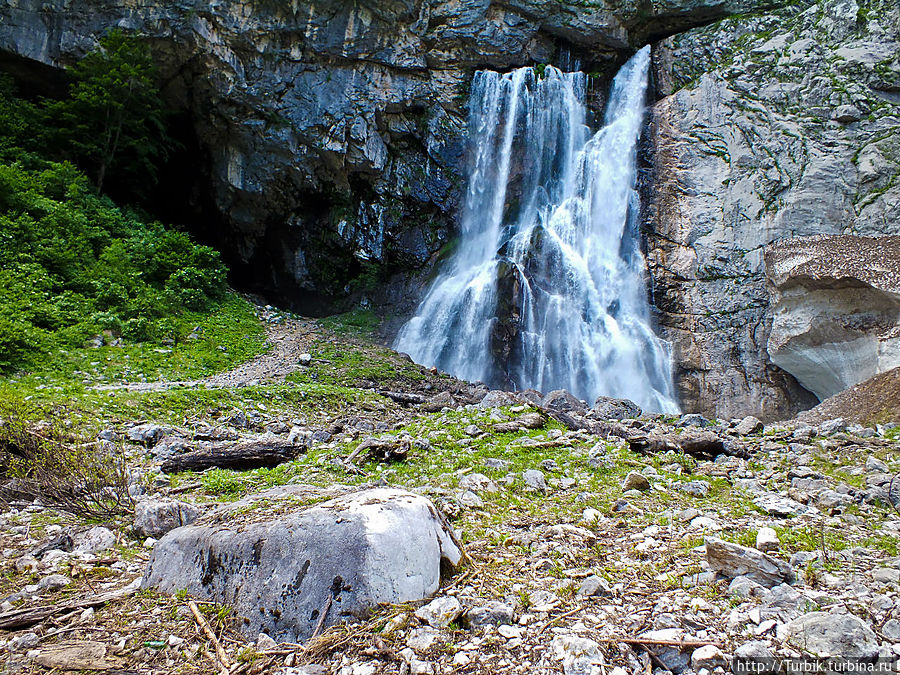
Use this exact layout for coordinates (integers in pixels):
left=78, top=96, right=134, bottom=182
left=395, top=47, right=678, bottom=413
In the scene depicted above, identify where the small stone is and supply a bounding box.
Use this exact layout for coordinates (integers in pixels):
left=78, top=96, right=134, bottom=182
left=755, top=527, right=779, bottom=553
left=729, top=575, right=767, bottom=600
left=819, top=418, right=846, bottom=435
left=581, top=508, right=602, bottom=526
left=458, top=473, right=498, bottom=493
left=80, top=607, right=94, bottom=621
left=73, top=526, right=116, bottom=554
left=734, top=416, right=764, bottom=435
left=871, top=567, right=900, bottom=584
left=134, top=498, right=201, bottom=538
left=680, top=480, right=710, bottom=498
left=466, top=601, right=514, bottom=627
left=523, top=469, right=547, bottom=493
left=8, top=633, right=39, bottom=652
left=458, top=490, right=484, bottom=508
left=168, top=635, right=185, bottom=647
left=678, top=508, right=700, bottom=522
left=577, top=575, right=612, bottom=598
left=832, top=104, right=861, bottom=123
left=298, top=353, right=312, bottom=366
left=692, top=645, right=728, bottom=670
left=866, top=456, right=889, bottom=473
left=256, top=633, right=277, bottom=651
left=414, top=596, right=462, bottom=628
left=622, top=471, right=650, bottom=492
left=37, top=574, right=71, bottom=592
left=883, top=619, right=900, bottom=641
left=782, top=612, right=878, bottom=658
left=484, top=458, right=511, bottom=470
left=497, top=624, right=523, bottom=639
left=706, top=538, right=795, bottom=588
left=464, top=424, right=480, bottom=437
left=677, top=414, right=709, bottom=428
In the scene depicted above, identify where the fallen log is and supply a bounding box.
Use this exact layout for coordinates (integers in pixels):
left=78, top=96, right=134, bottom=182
left=626, top=429, right=748, bottom=459
left=161, top=441, right=299, bottom=473
left=0, top=579, right=139, bottom=630
left=346, top=437, right=410, bottom=465
left=378, top=391, right=427, bottom=405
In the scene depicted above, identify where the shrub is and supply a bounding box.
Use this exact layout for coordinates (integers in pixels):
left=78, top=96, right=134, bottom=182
left=0, top=401, right=134, bottom=519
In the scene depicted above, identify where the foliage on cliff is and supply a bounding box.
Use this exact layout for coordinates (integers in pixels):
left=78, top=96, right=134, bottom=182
left=0, top=69, right=228, bottom=374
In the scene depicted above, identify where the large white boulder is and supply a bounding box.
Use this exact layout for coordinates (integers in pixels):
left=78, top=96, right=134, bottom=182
left=142, top=487, right=461, bottom=642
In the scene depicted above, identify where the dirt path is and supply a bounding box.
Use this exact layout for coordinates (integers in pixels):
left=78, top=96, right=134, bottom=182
left=94, top=317, right=318, bottom=392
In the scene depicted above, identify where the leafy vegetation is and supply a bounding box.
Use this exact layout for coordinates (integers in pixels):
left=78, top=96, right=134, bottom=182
left=0, top=32, right=252, bottom=377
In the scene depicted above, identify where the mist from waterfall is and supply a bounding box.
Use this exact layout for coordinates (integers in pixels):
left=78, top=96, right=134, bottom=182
left=394, top=47, right=679, bottom=413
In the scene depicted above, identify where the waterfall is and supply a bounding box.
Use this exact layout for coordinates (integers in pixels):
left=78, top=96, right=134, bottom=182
left=394, top=47, right=679, bottom=413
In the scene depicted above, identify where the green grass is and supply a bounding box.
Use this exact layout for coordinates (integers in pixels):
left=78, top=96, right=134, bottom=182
left=287, top=338, right=427, bottom=388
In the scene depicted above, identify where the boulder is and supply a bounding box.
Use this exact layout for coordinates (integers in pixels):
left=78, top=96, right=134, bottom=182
left=591, top=396, right=642, bottom=420
left=133, top=498, right=201, bottom=538
left=541, top=390, right=587, bottom=413
left=782, top=612, right=878, bottom=659
left=705, top=538, right=795, bottom=588
left=622, top=472, right=651, bottom=492
left=142, top=488, right=461, bottom=642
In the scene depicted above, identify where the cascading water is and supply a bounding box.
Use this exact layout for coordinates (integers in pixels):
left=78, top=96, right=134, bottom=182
left=394, top=46, right=679, bottom=413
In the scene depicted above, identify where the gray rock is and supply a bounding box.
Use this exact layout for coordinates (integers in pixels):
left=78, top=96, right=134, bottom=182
left=414, top=596, right=462, bottom=628
left=142, top=488, right=461, bottom=642
left=883, top=618, right=900, bottom=641
left=691, top=645, right=728, bottom=670
left=622, top=471, right=650, bottom=492
left=782, top=612, right=878, bottom=658
left=871, top=567, right=900, bottom=584
left=484, top=458, right=511, bottom=471
left=466, top=601, right=514, bottom=627
left=126, top=424, right=172, bottom=447
left=478, top=391, right=518, bottom=409
left=815, top=490, right=854, bottom=511
left=753, top=492, right=817, bottom=517
left=37, top=574, right=70, bottom=592
left=733, top=641, right=776, bottom=672
left=637, top=628, right=691, bottom=673
left=541, top=390, right=587, bottom=413
left=73, top=526, right=116, bottom=555
left=706, top=538, right=795, bottom=588
left=576, top=575, right=612, bottom=598
left=591, top=396, right=641, bottom=420
left=679, top=480, right=710, bottom=498
left=819, top=418, right=847, bottom=435
left=677, top=414, right=710, bottom=428
left=865, top=456, right=889, bottom=473
left=297, top=353, right=312, bottom=367
left=734, top=416, right=764, bottom=435
left=728, top=575, right=767, bottom=599
left=134, top=499, right=201, bottom=538
left=523, top=470, right=547, bottom=493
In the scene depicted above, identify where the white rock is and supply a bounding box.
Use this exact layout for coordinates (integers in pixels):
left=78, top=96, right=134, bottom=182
left=692, top=645, right=728, bottom=670
left=755, top=527, right=780, bottom=553
left=73, top=526, right=116, bottom=554
left=414, top=596, right=462, bottom=628
left=143, top=488, right=461, bottom=642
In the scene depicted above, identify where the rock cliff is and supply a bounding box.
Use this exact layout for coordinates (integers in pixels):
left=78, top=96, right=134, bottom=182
left=647, top=0, right=900, bottom=419
left=0, top=0, right=775, bottom=313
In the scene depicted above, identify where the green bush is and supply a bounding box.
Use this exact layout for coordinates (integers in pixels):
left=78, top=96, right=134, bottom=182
left=0, top=158, right=228, bottom=372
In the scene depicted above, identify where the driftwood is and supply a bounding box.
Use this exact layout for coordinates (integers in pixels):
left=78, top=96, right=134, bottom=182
left=346, top=437, right=410, bottom=465
left=378, top=391, right=427, bottom=405
left=626, top=429, right=748, bottom=459
left=161, top=441, right=298, bottom=473
left=189, top=600, right=231, bottom=673
left=0, top=580, right=139, bottom=630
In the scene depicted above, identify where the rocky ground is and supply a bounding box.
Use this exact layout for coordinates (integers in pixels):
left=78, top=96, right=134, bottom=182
left=1, top=308, right=899, bottom=675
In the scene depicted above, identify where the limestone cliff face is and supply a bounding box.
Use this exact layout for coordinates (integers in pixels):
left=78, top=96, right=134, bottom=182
left=0, top=0, right=774, bottom=313
left=647, top=0, right=900, bottom=420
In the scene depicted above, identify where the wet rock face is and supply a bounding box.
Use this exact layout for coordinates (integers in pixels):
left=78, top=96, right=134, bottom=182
left=0, top=0, right=783, bottom=313
left=646, top=0, right=900, bottom=420
left=765, top=235, right=900, bottom=401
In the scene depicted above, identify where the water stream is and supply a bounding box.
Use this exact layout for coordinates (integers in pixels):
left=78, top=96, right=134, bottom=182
left=394, top=47, right=679, bottom=413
